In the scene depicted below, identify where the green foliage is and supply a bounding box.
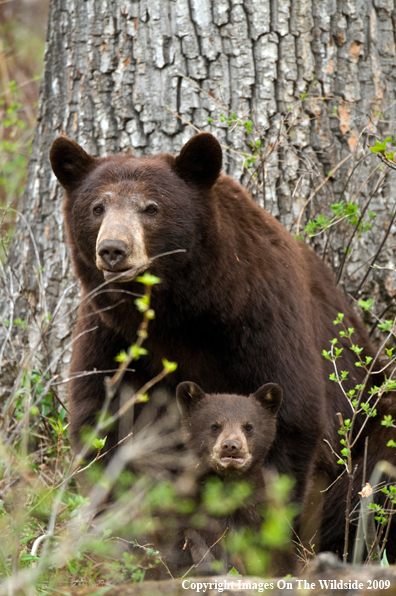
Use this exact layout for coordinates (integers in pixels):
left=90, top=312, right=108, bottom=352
left=92, top=437, right=107, bottom=451
left=304, top=200, right=376, bottom=239
left=382, top=415, right=395, bottom=428
left=202, top=477, right=253, bottom=516
left=0, top=14, right=44, bottom=260
left=222, top=474, right=297, bottom=576
left=369, top=137, right=396, bottom=159
left=381, top=550, right=389, bottom=567
left=162, top=358, right=178, bottom=373
left=135, top=273, right=161, bottom=286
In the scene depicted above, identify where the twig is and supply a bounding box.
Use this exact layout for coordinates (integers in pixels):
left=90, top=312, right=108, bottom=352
left=353, top=201, right=396, bottom=297
left=166, top=106, right=248, bottom=158
left=336, top=166, right=384, bottom=284
left=353, top=460, right=396, bottom=564
left=180, top=527, right=229, bottom=579
left=368, top=144, right=396, bottom=171
left=296, top=154, right=352, bottom=235
left=343, top=464, right=358, bottom=562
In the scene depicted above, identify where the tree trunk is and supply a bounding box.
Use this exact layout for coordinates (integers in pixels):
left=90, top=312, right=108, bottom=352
left=2, top=0, right=396, bottom=394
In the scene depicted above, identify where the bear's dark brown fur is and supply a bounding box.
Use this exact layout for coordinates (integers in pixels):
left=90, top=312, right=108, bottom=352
left=173, top=380, right=288, bottom=575
left=50, top=132, right=395, bottom=559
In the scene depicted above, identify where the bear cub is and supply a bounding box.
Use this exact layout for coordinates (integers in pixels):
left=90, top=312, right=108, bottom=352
left=174, top=380, right=285, bottom=576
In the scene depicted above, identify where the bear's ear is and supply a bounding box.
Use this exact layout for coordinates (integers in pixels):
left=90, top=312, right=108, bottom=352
left=50, top=136, right=96, bottom=191
left=174, top=132, right=222, bottom=188
left=253, top=383, right=283, bottom=415
left=176, top=381, right=206, bottom=416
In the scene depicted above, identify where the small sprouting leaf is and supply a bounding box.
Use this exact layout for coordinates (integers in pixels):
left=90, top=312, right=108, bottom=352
left=92, top=437, right=107, bottom=450
left=228, top=567, right=242, bottom=577
left=135, top=273, right=161, bottom=286
left=381, top=550, right=389, bottom=567
left=370, top=139, right=387, bottom=154
left=162, top=358, right=178, bottom=373
left=114, top=349, right=128, bottom=363
left=381, top=415, right=395, bottom=428
left=378, top=320, right=393, bottom=332
left=358, top=299, right=373, bottom=311
left=134, top=294, right=150, bottom=312
left=334, top=313, right=344, bottom=325
left=130, top=345, right=148, bottom=360
left=243, top=120, right=252, bottom=134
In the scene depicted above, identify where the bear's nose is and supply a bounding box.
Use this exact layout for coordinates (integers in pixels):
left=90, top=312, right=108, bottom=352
left=97, top=239, right=131, bottom=270
left=221, top=439, right=241, bottom=454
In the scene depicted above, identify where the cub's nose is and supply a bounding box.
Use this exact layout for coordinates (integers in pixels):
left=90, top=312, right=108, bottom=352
left=221, top=439, right=241, bottom=454
left=97, top=239, right=131, bottom=270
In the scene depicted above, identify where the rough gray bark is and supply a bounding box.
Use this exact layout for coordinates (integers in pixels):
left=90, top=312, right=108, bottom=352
left=2, top=0, right=396, bottom=393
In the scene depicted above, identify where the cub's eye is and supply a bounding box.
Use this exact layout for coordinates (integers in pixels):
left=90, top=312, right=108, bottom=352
left=211, top=425, right=219, bottom=433
left=144, top=203, right=158, bottom=215
left=245, top=424, right=253, bottom=433
left=93, top=205, right=104, bottom=216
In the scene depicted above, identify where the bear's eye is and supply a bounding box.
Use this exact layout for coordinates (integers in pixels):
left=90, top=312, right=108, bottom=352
left=211, top=424, right=219, bottom=433
left=144, top=203, right=158, bottom=215
left=93, top=205, right=104, bottom=216
left=245, top=424, right=253, bottom=433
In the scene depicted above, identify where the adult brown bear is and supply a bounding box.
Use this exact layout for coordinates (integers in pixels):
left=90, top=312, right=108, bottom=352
left=50, top=132, right=395, bottom=560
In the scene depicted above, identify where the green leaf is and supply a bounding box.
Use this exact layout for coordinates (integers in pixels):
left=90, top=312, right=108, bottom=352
left=381, top=550, right=389, bottom=567
left=228, top=567, right=242, bottom=577
left=114, top=349, right=128, bottom=363
left=49, top=417, right=68, bottom=436
left=243, top=120, right=252, bottom=134
left=162, top=358, right=178, bottom=373
left=135, top=273, right=161, bottom=286
left=358, top=299, right=373, bottom=311
left=378, top=320, right=393, bottom=332
left=130, top=345, right=148, bottom=360
left=381, top=415, right=395, bottom=428
left=370, top=139, right=387, bottom=154
left=92, top=437, right=107, bottom=450
left=134, top=294, right=150, bottom=312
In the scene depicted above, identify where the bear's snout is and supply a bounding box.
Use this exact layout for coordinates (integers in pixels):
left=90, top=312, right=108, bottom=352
left=97, top=239, right=131, bottom=270
left=95, top=214, right=150, bottom=282
left=221, top=439, right=241, bottom=455
left=213, top=431, right=252, bottom=471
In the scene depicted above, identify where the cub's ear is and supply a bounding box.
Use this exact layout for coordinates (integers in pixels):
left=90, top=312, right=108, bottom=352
left=253, top=383, right=283, bottom=415
left=50, top=136, right=96, bottom=191
left=174, top=132, right=222, bottom=188
left=176, top=381, right=206, bottom=416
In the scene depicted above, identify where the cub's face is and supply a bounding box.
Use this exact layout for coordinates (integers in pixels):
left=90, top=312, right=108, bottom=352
left=49, top=134, right=223, bottom=285
left=176, top=382, right=283, bottom=476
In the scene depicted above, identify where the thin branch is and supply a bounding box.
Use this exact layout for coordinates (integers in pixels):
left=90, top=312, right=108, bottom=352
left=180, top=527, right=229, bottom=579
left=296, top=154, right=352, bottom=235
